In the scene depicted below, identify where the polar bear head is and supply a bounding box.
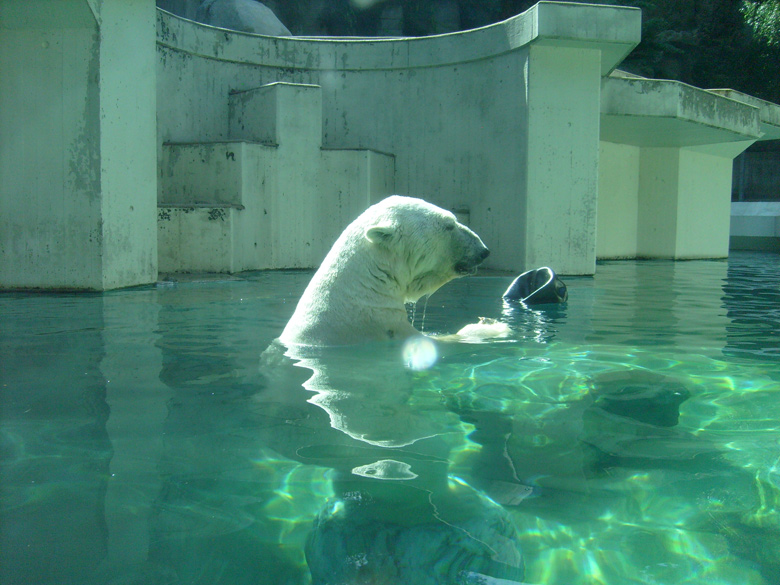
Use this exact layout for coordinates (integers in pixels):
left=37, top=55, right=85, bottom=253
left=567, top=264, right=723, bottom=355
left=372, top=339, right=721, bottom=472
left=280, top=195, right=489, bottom=346
left=361, top=196, right=489, bottom=302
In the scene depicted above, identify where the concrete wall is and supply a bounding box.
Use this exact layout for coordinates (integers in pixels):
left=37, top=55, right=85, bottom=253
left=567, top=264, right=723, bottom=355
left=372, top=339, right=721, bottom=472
left=157, top=82, right=395, bottom=273
left=0, top=0, right=158, bottom=290
left=6, top=1, right=772, bottom=287
left=156, top=2, right=641, bottom=274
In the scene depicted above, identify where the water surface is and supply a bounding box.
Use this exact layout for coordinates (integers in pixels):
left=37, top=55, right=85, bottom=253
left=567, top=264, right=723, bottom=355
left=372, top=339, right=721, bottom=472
left=1, top=252, right=779, bottom=584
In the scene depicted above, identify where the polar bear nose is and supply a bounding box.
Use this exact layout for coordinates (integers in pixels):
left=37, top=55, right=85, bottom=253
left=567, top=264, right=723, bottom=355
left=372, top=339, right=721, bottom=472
left=478, top=247, right=490, bottom=261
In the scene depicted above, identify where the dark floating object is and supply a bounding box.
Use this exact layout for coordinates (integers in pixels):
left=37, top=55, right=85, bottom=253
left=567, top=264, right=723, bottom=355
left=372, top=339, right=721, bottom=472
left=503, top=267, right=567, bottom=305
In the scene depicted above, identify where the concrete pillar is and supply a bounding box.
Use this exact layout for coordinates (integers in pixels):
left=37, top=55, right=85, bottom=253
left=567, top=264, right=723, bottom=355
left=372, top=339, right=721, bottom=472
left=637, top=143, right=752, bottom=259
left=0, top=0, right=157, bottom=290
left=597, top=141, right=640, bottom=259
left=229, top=83, right=321, bottom=268
left=525, top=43, right=602, bottom=274
left=598, top=139, right=754, bottom=260
left=94, top=0, right=159, bottom=289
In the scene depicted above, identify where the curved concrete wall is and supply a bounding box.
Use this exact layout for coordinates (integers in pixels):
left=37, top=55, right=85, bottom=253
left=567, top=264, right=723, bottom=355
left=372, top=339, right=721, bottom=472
left=156, top=2, right=640, bottom=273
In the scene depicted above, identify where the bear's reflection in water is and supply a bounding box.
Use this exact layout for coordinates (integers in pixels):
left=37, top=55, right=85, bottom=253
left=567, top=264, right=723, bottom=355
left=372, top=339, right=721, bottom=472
left=258, top=339, right=526, bottom=585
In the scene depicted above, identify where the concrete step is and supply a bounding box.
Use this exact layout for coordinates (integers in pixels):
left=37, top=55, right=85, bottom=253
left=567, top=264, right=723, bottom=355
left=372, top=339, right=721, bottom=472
left=158, top=205, right=242, bottom=273
left=157, top=82, right=395, bottom=273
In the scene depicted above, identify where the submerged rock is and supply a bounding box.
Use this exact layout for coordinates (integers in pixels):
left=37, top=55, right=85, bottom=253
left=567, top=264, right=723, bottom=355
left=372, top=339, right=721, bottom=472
left=591, top=371, right=690, bottom=427
left=306, top=486, right=525, bottom=585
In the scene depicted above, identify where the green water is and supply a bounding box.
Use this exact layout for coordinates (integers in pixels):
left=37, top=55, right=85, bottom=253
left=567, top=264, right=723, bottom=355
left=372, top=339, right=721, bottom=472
left=1, top=252, right=779, bottom=584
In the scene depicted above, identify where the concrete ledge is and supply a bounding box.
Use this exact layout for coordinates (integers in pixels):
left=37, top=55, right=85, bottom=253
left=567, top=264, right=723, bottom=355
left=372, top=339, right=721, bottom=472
left=157, top=1, right=639, bottom=73
left=601, top=76, right=761, bottom=147
left=523, top=1, right=640, bottom=74
left=708, top=89, right=780, bottom=140
left=732, top=201, right=780, bottom=217
left=160, top=142, right=276, bottom=207
left=729, top=236, right=780, bottom=251
left=730, top=201, right=780, bottom=251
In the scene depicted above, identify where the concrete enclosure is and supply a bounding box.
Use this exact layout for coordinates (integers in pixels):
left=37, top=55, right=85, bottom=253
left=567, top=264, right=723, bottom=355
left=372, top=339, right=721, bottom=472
left=1, top=1, right=777, bottom=289
left=155, top=1, right=641, bottom=275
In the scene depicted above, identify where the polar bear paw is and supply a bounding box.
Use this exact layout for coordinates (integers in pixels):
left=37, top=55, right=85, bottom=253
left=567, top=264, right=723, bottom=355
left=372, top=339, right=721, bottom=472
left=455, top=317, right=511, bottom=341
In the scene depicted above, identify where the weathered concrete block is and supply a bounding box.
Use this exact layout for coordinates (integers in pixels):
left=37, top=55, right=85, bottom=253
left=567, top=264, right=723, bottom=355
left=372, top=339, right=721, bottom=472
left=1, top=0, right=157, bottom=290
left=159, top=83, right=394, bottom=272
left=158, top=206, right=238, bottom=273
left=159, top=141, right=272, bottom=207
left=229, top=82, right=322, bottom=146
left=159, top=141, right=275, bottom=272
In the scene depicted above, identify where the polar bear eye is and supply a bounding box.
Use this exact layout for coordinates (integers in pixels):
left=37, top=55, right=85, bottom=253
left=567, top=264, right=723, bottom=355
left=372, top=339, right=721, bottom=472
left=444, top=223, right=456, bottom=231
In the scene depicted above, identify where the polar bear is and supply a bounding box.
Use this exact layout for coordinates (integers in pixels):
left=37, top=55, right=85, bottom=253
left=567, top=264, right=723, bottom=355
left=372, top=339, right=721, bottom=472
left=269, top=196, right=525, bottom=583
left=280, top=195, right=492, bottom=347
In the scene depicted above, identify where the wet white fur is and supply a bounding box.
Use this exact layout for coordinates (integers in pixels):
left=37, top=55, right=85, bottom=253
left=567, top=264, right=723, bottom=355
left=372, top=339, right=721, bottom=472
left=280, top=196, right=489, bottom=346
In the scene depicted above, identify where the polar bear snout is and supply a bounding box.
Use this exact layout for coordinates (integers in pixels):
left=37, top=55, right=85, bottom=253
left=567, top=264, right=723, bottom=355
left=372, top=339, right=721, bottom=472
left=453, top=233, right=490, bottom=275
left=455, top=247, right=489, bottom=274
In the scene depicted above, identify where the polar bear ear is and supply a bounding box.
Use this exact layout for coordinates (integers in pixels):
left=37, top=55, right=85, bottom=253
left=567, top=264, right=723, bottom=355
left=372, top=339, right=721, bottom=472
left=365, top=224, right=396, bottom=244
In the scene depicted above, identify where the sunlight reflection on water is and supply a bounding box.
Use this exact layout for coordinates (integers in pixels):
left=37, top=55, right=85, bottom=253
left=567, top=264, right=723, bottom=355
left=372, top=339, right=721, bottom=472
left=1, top=253, right=779, bottom=585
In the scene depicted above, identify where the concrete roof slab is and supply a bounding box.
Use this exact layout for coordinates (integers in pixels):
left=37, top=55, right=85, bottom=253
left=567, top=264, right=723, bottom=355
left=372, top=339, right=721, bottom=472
left=708, top=89, right=780, bottom=140
left=601, top=76, right=762, bottom=147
